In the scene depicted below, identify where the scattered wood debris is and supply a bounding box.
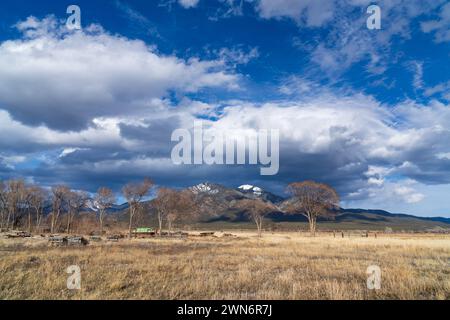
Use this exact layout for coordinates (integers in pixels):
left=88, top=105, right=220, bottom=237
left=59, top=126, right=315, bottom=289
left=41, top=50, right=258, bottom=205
left=48, top=235, right=67, bottom=246
left=223, top=233, right=236, bottom=237
left=172, top=231, right=189, bottom=237
left=212, top=232, right=238, bottom=238
left=106, top=235, right=122, bottom=242
left=89, top=236, right=102, bottom=242
left=48, top=235, right=88, bottom=246
left=199, top=232, right=215, bottom=237
left=67, top=236, right=89, bottom=246
left=6, top=230, right=32, bottom=238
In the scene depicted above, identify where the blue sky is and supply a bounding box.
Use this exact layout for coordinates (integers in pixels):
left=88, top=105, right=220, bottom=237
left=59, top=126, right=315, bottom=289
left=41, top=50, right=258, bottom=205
left=0, top=0, right=449, bottom=216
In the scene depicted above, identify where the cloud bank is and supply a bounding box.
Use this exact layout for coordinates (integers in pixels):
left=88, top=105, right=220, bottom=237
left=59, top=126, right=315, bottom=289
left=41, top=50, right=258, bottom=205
left=0, top=15, right=449, bottom=216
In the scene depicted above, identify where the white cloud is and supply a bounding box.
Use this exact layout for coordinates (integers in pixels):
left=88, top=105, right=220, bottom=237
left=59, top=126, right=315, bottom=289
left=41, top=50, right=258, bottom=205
left=0, top=16, right=239, bottom=131
left=1, top=14, right=450, bottom=213
left=424, top=81, right=450, bottom=101
left=437, top=153, right=450, bottom=160
left=257, top=0, right=445, bottom=77
left=115, top=0, right=160, bottom=37
left=409, top=60, right=424, bottom=90
left=256, top=0, right=334, bottom=27
left=0, top=155, right=26, bottom=169
left=421, top=2, right=450, bottom=43
left=179, top=0, right=200, bottom=9
left=216, top=47, right=260, bottom=66
left=344, top=179, right=427, bottom=211
left=202, top=95, right=450, bottom=201
left=394, top=185, right=425, bottom=204
left=59, top=148, right=88, bottom=158
left=1, top=90, right=449, bottom=209
left=278, top=76, right=322, bottom=96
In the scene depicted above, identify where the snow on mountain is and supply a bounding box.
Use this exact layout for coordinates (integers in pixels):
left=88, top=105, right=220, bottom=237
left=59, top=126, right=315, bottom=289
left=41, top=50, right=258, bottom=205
left=238, top=184, right=263, bottom=195
left=190, top=183, right=220, bottom=195
left=86, top=199, right=99, bottom=212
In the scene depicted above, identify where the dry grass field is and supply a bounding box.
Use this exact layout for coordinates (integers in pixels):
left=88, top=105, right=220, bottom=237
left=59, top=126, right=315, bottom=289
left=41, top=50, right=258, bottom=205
left=0, top=231, right=449, bottom=300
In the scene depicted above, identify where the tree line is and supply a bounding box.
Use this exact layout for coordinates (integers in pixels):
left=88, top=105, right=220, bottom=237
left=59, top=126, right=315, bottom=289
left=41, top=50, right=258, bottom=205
left=0, top=178, right=198, bottom=238
left=0, top=178, right=339, bottom=237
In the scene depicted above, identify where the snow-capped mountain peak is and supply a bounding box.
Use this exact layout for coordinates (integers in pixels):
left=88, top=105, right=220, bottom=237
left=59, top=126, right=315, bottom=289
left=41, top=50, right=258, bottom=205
left=238, top=184, right=263, bottom=195
left=190, top=182, right=220, bottom=195
left=86, top=199, right=99, bottom=212
left=239, top=184, right=255, bottom=190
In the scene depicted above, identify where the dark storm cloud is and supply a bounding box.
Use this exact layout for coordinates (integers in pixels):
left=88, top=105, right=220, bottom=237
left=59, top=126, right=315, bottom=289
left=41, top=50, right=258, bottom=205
left=118, top=116, right=182, bottom=157
left=397, top=157, right=450, bottom=185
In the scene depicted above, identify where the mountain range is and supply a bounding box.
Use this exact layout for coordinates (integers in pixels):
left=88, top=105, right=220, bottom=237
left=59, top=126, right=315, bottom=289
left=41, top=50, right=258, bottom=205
left=81, top=182, right=450, bottom=231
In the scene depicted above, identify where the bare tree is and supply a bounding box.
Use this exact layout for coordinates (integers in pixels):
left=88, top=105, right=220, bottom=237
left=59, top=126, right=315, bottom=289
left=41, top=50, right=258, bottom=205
left=28, top=185, right=48, bottom=233
left=66, top=191, right=88, bottom=234
left=153, top=188, right=173, bottom=235
left=153, top=189, right=195, bottom=235
left=5, top=179, right=26, bottom=230
left=95, top=187, right=115, bottom=234
left=22, top=186, right=34, bottom=233
left=0, top=181, right=7, bottom=230
left=51, top=185, right=70, bottom=234
left=235, top=198, right=275, bottom=237
left=122, top=178, right=153, bottom=239
left=285, top=181, right=339, bottom=236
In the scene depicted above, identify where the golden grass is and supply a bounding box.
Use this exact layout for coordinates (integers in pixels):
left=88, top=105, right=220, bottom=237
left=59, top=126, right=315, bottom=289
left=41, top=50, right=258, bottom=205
left=0, top=232, right=449, bottom=300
